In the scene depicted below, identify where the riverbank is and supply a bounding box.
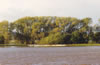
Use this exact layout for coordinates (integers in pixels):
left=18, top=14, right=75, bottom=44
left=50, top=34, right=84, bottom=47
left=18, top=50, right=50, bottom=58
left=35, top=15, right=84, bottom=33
left=28, top=44, right=100, bottom=47
left=0, top=44, right=100, bottom=47
left=0, top=44, right=27, bottom=47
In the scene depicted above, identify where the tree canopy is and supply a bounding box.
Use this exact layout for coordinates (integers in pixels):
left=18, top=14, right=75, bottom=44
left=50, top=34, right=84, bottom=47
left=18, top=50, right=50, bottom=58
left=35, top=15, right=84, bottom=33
left=0, top=16, right=99, bottom=44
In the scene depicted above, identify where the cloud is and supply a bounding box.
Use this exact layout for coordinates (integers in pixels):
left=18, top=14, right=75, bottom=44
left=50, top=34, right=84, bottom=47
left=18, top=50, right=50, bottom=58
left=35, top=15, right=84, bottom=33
left=0, top=0, right=99, bottom=23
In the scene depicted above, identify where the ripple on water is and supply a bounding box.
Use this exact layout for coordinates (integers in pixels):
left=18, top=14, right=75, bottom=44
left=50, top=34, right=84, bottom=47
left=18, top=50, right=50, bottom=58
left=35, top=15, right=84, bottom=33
left=0, top=47, right=100, bottom=65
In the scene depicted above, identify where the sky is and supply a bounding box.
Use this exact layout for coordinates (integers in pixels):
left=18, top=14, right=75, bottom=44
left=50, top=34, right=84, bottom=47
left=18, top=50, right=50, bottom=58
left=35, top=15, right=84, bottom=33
left=0, top=0, right=100, bottom=24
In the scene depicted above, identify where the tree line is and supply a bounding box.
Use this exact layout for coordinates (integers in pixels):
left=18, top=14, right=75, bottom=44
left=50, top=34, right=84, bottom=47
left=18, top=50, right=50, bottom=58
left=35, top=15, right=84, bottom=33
left=0, top=16, right=100, bottom=45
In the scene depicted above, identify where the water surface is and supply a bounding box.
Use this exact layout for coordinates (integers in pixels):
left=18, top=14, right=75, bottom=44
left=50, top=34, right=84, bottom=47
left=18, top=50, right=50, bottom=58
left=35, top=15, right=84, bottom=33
left=0, top=46, right=100, bottom=65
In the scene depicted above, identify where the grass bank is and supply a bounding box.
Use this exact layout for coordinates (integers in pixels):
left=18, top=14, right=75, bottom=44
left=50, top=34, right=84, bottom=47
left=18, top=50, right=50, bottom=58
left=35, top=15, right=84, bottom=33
left=65, top=44, right=100, bottom=47
left=0, top=44, right=100, bottom=47
left=0, top=44, right=27, bottom=47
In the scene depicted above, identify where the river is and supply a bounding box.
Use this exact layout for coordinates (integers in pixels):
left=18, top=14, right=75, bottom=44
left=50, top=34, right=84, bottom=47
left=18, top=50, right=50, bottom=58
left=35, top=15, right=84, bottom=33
left=0, top=46, right=100, bottom=65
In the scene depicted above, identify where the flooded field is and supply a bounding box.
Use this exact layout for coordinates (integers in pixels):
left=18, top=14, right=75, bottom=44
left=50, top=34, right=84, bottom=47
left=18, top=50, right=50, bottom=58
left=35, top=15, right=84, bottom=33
left=0, top=47, right=100, bottom=65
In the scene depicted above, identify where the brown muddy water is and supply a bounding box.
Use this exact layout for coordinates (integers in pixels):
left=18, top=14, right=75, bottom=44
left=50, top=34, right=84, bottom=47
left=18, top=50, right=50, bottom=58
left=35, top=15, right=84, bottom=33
left=0, top=46, right=100, bottom=65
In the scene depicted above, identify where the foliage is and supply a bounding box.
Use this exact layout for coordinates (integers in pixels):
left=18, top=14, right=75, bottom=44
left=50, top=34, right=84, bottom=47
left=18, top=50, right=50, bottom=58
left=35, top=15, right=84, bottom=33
left=0, top=16, right=100, bottom=44
left=38, top=32, right=64, bottom=44
left=93, top=32, right=100, bottom=43
left=0, top=21, right=9, bottom=44
left=0, top=35, right=4, bottom=44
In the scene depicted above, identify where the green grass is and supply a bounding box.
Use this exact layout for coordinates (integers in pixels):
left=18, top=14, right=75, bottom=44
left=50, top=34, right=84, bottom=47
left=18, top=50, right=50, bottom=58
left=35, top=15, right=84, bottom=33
left=0, top=44, right=27, bottom=47
left=0, top=43, right=100, bottom=47
left=65, top=44, right=100, bottom=47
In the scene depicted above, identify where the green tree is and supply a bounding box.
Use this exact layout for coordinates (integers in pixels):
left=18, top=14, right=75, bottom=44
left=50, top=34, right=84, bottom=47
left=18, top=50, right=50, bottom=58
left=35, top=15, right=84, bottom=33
left=0, top=21, right=9, bottom=44
left=94, top=32, right=100, bottom=43
left=10, top=17, right=35, bottom=44
left=38, top=32, right=64, bottom=44
left=71, top=31, right=87, bottom=43
left=0, top=35, right=4, bottom=44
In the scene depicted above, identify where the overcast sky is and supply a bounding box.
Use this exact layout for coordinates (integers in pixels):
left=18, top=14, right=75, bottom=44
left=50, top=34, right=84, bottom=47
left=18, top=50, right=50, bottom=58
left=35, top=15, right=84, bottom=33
left=0, top=0, right=100, bottom=24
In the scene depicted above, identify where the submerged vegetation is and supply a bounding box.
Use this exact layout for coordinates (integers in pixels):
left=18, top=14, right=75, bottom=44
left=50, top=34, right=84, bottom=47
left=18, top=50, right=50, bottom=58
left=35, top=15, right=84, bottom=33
left=0, top=16, right=100, bottom=45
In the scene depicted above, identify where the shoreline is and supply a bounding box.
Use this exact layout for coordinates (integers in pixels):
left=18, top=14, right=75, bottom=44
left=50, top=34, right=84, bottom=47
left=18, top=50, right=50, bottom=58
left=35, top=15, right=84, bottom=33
left=0, top=44, right=100, bottom=47
left=28, top=44, right=100, bottom=47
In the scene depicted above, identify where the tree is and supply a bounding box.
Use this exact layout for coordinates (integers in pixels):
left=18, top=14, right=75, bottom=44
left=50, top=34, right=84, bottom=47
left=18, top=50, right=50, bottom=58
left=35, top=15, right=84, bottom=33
left=71, top=31, right=88, bottom=43
left=31, top=22, right=46, bottom=43
left=0, top=35, right=4, bottom=44
left=38, top=32, right=64, bottom=44
left=4, top=16, right=93, bottom=44
left=94, top=32, right=100, bottom=43
left=10, top=17, right=35, bottom=44
left=0, top=20, right=9, bottom=44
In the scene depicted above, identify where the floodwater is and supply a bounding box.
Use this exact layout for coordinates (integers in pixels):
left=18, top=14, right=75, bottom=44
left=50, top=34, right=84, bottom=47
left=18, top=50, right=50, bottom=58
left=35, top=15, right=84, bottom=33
left=0, top=47, right=100, bottom=65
